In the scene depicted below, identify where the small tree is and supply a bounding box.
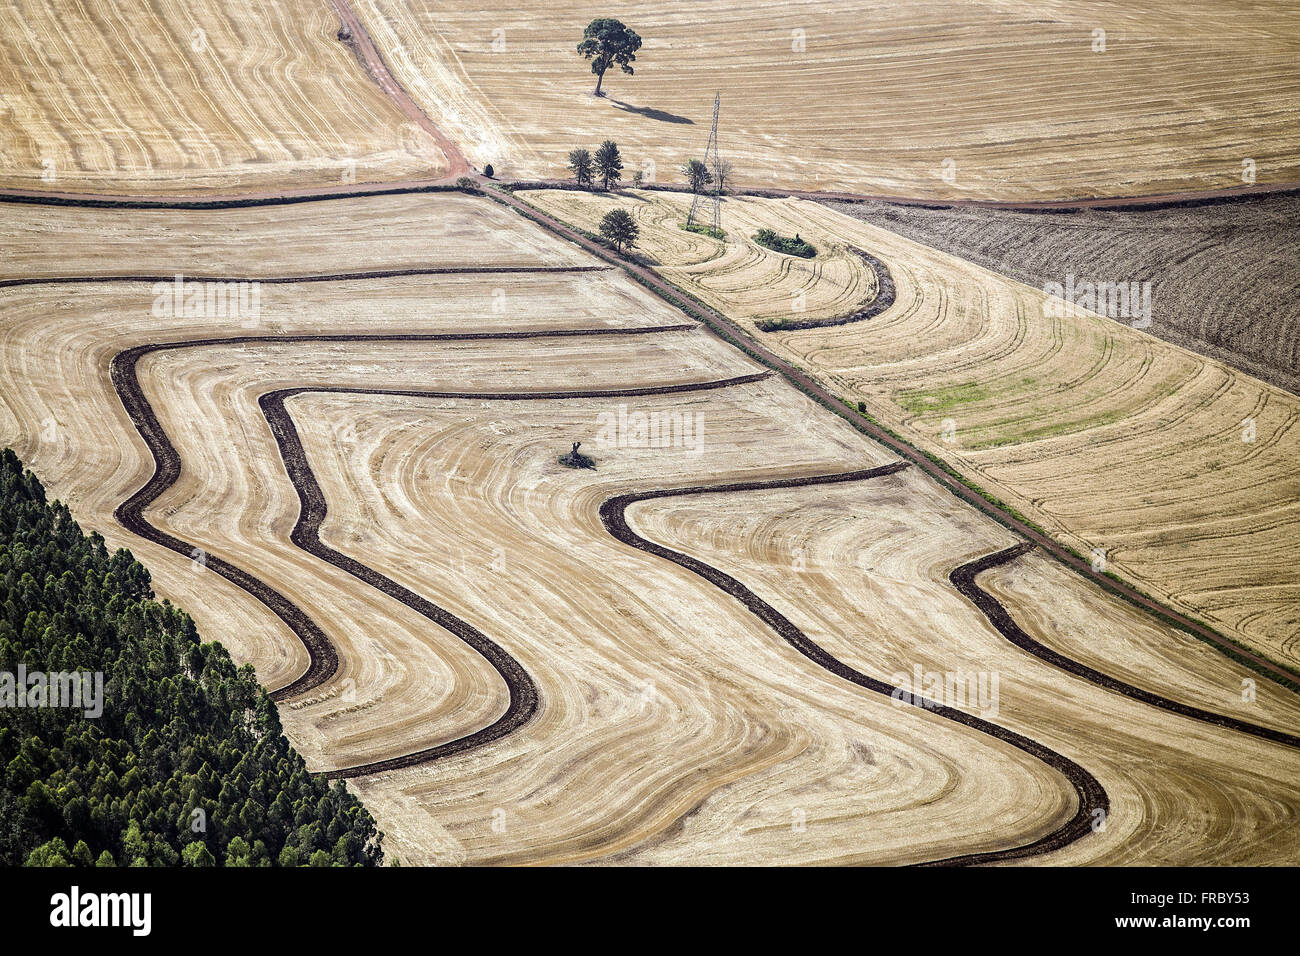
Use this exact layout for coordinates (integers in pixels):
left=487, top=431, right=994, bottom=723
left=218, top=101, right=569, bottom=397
left=682, top=158, right=713, bottom=195
left=599, top=208, right=639, bottom=254
left=182, top=841, right=216, bottom=867
left=577, top=18, right=642, bottom=97
left=594, top=140, right=623, bottom=190
left=568, top=147, right=594, bottom=188
left=715, top=158, right=734, bottom=193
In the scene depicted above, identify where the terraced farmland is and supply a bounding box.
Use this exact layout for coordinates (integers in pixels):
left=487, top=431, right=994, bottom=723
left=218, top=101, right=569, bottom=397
left=824, top=193, right=1300, bottom=394
left=6, top=190, right=1297, bottom=866
left=3, top=0, right=1298, bottom=879
left=522, top=187, right=1300, bottom=673
left=350, top=0, right=1300, bottom=199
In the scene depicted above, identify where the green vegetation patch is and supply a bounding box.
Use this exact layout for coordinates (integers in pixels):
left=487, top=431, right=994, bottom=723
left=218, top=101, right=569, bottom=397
left=895, top=381, right=994, bottom=416
left=681, top=221, right=726, bottom=240
left=0, top=449, right=382, bottom=867
left=753, top=228, right=816, bottom=258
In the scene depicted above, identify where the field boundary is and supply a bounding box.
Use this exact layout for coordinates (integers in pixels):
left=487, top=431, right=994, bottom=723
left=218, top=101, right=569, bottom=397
left=601, top=465, right=1109, bottom=867
left=104, top=323, right=768, bottom=776
left=490, top=185, right=1300, bottom=692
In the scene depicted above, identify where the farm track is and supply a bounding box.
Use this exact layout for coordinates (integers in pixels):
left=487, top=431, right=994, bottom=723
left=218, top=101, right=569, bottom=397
left=489, top=187, right=1300, bottom=691
left=328, top=0, right=469, bottom=180
left=4, top=179, right=1298, bottom=212
left=955, top=545, right=1300, bottom=749
left=600, top=467, right=1110, bottom=866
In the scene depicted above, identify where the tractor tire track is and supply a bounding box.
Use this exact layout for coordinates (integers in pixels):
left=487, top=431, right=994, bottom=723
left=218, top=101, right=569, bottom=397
left=598, top=466, right=1109, bottom=866
left=954, top=544, right=1300, bottom=749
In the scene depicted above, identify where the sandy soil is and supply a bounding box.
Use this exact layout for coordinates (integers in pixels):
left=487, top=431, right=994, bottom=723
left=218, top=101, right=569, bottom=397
left=352, top=0, right=1300, bottom=199
left=0, top=0, right=449, bottom=193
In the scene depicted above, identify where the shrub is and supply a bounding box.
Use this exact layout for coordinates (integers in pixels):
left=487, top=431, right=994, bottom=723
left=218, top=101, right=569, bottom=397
left=753, top=228, right=816, bottom=258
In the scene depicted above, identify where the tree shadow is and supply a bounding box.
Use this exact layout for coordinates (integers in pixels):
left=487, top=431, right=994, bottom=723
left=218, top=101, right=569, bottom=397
left=607, top=99, right=694, bottom=125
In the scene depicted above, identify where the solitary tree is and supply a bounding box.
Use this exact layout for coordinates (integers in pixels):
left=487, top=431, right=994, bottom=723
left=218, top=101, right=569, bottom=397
left=715, top=158, right=734, bottom=193
left=599, top=208, right=639, bottom=254
left=577, top=18, right=642, bottom=97
left=682, top=157, right=713, bottom=195
left=568, top=147, right=594, bottom=188
left=594, top=140, right=623, bottom=190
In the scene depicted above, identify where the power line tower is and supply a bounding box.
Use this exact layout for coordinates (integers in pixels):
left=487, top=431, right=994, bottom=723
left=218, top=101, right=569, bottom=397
left=687, top=93, right=722, bottom=236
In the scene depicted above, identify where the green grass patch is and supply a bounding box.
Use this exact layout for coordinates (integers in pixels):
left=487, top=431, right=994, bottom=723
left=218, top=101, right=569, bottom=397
left=680, top=221, right=726, bottom=240
left=895, top=381, right=994, bottom=415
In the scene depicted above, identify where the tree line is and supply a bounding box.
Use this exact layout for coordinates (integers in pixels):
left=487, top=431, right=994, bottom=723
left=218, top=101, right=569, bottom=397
left=0, top=449, right=383, bottom=866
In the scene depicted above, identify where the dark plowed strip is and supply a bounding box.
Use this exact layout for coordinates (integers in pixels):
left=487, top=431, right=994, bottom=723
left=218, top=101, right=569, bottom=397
left=263, top=371, right=766, bottom=778
left=954, top=544, right=1300, bottom=749
left=0, top=265, right=611, bottom=288
left=110, top=329, right=767, bottom=776
left=110, top=327, right=701, bottom=701
left=756, top=248, right=897, bottom=332
left=258, top=390, right=536, bottom=779
left=599, top=464, right=1109, bottom=866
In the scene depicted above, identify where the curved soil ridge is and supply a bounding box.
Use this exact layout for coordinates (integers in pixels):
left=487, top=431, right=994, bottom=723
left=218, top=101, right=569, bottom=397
left=599, top=464, right=1109, bottom=866
left=490, top=186, right=1300, bottom=691
left=109, top=326, right=731, bottom=702
left=109, top=327, right=766, bottom=776
left=756, top=247, right=896, bottom=332
left=954, top=544, right=1300, bottom=749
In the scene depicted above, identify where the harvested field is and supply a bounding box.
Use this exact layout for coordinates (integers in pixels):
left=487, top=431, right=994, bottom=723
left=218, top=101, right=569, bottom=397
left=352, top=0, right=1300, bottom=199
left=522, top=188, right=1300, bottom=672
left=0, top=192, right=590, bottom=278
left=619, top=468, right=1300, bottom=865
left=517, top=187, right=886, bottom=328
left=0, top=0, right=450, bottom=193
left=0, top=222, right=1083, bottom=861
left=824, top=193, right=1300, bottom=394
left=5, top=188, right=1298, bottom=867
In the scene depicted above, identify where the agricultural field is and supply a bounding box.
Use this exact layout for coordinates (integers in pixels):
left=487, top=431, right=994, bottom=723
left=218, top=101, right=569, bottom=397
left=3, top=0, right=1298, bottom=891
left=824, top=194, right=1300, bottom=395
left=520, top=188, right=1300, bottom=673
left=6, top=189, right=1297, bottom=867
left=350, top=0, right=1300, bottom=199
left=0, top=0, right=451, bottom=193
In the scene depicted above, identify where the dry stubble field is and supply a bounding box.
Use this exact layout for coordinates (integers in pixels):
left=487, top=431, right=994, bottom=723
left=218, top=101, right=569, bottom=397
left=0, top=0, right=449, bottom=193
left=4, top=191, right=1299, bottom=864
left=824, top=194, right=1300, bottom=395
left=521, top=187, right=1300, bottom=673
left=350, top=0, right=1300, bottom=198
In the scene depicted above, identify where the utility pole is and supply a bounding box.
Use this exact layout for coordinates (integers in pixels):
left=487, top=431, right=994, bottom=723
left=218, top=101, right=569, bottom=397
left=687, top=93, right=722, bottom=236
